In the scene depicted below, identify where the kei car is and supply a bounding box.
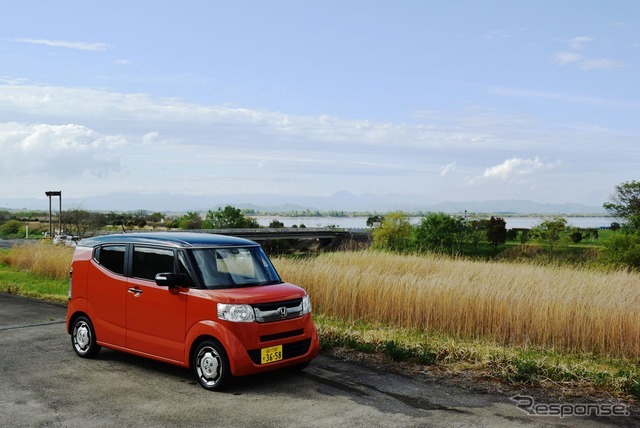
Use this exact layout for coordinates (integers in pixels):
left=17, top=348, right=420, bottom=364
left=66, top=232, right=320, bottom=390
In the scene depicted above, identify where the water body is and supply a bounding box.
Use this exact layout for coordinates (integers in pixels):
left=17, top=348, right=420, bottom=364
left=253, top=216, right=616, bottom=230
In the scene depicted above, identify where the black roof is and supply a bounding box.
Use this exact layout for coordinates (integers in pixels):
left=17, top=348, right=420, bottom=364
left=78, top=232, right=258, bottom=248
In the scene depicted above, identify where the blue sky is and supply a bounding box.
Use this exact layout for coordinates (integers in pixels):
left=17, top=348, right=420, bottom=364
left=1, top=1, right=639, bottom=208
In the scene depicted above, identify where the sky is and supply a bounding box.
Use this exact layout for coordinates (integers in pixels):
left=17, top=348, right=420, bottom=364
left=1, top=0, right=639, bottom=209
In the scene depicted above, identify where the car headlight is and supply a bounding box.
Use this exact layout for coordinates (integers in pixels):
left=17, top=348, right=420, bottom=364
left=301, top=295, right=312, bottom=315
left=217, top=303, right=255, bottom=322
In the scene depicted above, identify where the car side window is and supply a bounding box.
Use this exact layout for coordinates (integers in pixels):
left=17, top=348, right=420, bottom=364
left=95, top=245, right=126, bottom=275
left=132, top=246, right=174, bottom=281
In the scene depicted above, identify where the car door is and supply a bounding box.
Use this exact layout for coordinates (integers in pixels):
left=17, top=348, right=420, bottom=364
left=126, top=245, right=187, bottom=363
left=89, top=244, right=127, bottom=347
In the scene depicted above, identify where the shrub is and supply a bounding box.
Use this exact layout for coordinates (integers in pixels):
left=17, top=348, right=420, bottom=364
left=601, top=232, right=640, bottom=271
left=372, top=211, right=413, bottom=252
left=0, top=220, right=23, bottom=237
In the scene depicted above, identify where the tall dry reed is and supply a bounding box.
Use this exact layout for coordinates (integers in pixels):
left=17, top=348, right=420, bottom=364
left=274, top=251, right=640, bottom=359
left=1, top=241, right=74, bottom=280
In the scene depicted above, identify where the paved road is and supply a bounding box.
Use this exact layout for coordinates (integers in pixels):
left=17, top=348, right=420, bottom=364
left=0, top=293, right=637, bottom=427
left=0, top=239, right=24, bottom=249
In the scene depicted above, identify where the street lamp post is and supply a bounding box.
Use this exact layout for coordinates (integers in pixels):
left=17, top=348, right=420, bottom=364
left=45, top=191, right=62, bottom=238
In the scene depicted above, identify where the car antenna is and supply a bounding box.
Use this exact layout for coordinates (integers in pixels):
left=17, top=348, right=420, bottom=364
left=121, top=222, right=126, bottom=233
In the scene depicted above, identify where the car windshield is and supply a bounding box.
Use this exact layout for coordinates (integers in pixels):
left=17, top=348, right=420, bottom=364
left=189, top=246, right=282, bottom=289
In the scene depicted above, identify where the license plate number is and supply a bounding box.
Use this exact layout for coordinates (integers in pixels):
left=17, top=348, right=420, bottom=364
left=261, top=345, right=283, bottom=364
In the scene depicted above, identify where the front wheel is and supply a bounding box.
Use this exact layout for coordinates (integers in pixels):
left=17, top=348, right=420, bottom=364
left=192, top=340, right=231, bottom=391
left=71, top=315, right=101, bottom=358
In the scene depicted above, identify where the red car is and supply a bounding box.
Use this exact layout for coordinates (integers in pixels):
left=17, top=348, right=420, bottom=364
left=66, top=232, right=319, bottom=390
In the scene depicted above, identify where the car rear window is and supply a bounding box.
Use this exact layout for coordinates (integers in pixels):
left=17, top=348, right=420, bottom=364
left=96, top=245, right=126, bottom=275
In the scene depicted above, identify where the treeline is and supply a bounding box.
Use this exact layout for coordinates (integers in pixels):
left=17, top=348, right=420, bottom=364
left=370, top=212, right=602, bottom=256
left=369, top=180, right=640, bottom=271
left=0, top=205, right=290, bottom=239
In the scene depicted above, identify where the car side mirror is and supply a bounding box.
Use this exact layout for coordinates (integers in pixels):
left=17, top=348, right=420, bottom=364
left=155, top=272, right=180, bottom=288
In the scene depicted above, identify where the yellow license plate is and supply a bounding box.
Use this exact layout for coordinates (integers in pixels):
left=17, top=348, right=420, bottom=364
left=261, top=345, right=283, bottom=364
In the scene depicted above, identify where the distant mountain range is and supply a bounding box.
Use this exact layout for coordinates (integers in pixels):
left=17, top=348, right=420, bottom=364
left=1, top=191, right=607, bottom=215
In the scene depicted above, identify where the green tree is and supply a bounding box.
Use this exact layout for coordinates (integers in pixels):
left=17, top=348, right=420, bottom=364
left=204, top=206, right=260, bottom=229
left=517, top=229, right=531, bottom=246
left=486, top=216, right=507, bottom=253
left=570, top=229, right=583, bottom=243
left=178, top=212, right=203, bottom=229
left=366, top=215, right=384, bottom=228
left=603, top=180, right=640, bottom=231
left=372, top=211, right=413, bottom=252
left=147, top=212, right=164, bottom=223
left=532, top=217, right=567, bottom=257
left=61, top=206, right=107, bottom=238
left=466, top=218, right=489, bottom=252
left=269, top=219, right=285, bottom=228
left=415, top=213, right=465, bottom=255
left=0, top=210, right=12, bottom=224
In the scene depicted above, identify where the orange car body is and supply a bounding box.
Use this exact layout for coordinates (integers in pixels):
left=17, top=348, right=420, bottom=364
left=66, top=233, right=319, bottom=386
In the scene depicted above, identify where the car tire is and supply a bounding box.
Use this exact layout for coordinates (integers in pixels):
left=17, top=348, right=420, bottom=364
left=71, top=315, right=101, bottom=358
left=192, top=340, right=231, bottom=391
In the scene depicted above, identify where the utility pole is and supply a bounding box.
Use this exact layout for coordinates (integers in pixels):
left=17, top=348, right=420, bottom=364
left=45, top=191, right=62, bottom=238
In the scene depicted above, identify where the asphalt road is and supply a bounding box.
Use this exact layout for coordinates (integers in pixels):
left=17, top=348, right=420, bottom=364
left=0, top=239, right=22, bottom=249
left=0, top=293, right=637, bottom=427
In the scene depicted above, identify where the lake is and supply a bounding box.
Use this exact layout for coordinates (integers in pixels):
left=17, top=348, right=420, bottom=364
left=252, top=216, right=617, bottom=230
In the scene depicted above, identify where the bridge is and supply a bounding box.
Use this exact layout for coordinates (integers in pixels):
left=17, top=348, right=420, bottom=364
left=183, top=227, right=371, bottom=251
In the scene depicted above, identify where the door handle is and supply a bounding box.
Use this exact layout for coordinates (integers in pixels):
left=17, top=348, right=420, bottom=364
left=127, top=287, right=143, bottom=296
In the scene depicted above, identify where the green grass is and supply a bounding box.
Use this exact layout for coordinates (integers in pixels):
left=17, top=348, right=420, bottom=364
left=315, top=314, right=640, bottom=400
left=0, top=261, right=69, bottom=303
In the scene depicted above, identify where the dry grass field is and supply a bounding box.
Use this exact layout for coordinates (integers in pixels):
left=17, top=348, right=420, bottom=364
left=273, top=251, right=640, bottom=359
left=0, top=241, right=74, bottom=279
left=3, top=242, right=639, bottom=360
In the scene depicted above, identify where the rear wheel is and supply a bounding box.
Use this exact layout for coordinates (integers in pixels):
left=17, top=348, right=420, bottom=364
left=71, top=316, right=101, bottom=358
left=192, top=340, right=231, bottom=391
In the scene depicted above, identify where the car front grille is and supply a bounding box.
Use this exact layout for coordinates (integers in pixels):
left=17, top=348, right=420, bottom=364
left=252, top=298, right=304, bottom=323
left=260, top=329, right=304, bottom=343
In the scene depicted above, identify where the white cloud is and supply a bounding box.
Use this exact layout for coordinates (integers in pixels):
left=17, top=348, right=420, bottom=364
left=569, top=36, right=593, bottom=50
left=613, top=21, right=629, bottom=28
left=552, top=36, right=624, bottom=71
left=553, top=51, right=583, bottom=65
left=465, top=157, right=559, bottom=185
left=142, top=131, right=159, bottom=145
left=0, top=122, right=123, bottom=178
left=0, top=83, right=489, bottom=153
left=12, top=38, right=108, bottom=51
left=440, top=162, right=456, bottom=176
left=482, top=157, right=545, bottom=180
left=580, top=58, right=624, bottom=70
left=0, top=82, right=634, bottom=204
